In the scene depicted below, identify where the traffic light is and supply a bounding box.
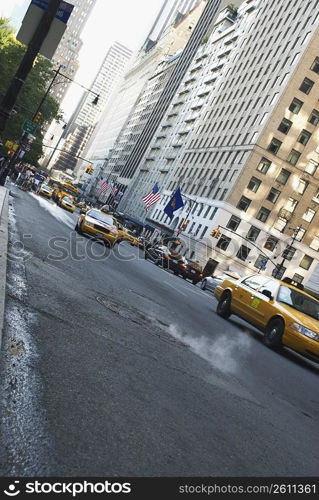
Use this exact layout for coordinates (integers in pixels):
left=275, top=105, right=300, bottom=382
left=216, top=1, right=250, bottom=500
left=210, top=227, right=221, bottom=238
left=85, top=166, right=94, bottom=174
left=33, top=112, right=42, bottom=123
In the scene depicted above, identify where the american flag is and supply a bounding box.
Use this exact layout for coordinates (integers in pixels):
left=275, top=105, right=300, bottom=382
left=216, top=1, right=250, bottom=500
left=98, top=178, right=109, bottom=193
left=142, top=183, right=161, bottom=210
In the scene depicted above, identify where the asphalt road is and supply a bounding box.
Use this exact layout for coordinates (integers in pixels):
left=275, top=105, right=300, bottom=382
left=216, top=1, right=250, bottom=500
left=0, top=185, right=318, bottom=477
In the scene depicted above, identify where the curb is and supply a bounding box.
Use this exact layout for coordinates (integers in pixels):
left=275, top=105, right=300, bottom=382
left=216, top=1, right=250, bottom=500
left=0, top=186, right=9, bottom=349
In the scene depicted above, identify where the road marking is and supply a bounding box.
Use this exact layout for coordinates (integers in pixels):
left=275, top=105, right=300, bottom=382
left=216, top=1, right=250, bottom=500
left=164, top=280, right=187, bottom=296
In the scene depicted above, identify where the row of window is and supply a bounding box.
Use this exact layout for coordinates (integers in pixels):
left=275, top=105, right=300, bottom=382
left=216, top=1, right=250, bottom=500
left=215, top=232, right=314, bottom=270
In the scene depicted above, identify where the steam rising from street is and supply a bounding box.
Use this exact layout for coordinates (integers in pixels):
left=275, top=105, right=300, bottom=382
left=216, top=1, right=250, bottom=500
left=167, top=324, right=251, bottom=373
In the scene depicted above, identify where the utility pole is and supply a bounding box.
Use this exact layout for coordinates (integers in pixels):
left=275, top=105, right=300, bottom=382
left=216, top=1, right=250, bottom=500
left=273, top=226, right=300, bottom=279
left=0, top=0, right=62, bottom=134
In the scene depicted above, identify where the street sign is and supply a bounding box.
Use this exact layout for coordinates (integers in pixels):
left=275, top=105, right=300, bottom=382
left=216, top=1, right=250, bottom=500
left=17, top=0, right=74, bottom=59
left=22, top=120, right=39, bottom=135
left=259, top=258, right=268, bottom=271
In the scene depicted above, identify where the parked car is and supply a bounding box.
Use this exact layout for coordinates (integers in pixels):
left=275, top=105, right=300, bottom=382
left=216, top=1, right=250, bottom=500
left=214, top=273, right=319, bottom=362
left=157, top=252, right=189, bottom=278
left=75, top=208, right=119, bottom=247
left=183, top=260, right=204, bottom=285
left=200, top=272, right=240, bottom=292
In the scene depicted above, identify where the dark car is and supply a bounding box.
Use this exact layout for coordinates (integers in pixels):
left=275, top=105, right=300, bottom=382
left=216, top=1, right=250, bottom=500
left=158, top=253, right=189, bottom=278
left=184, top=260, right=204, bottom=284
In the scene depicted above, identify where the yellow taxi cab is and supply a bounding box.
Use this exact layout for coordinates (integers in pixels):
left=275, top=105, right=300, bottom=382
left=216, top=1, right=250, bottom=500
left=214, top=274, right=319, bottom=362
left=38, top=184, right=53, bottom=199
left=75, top=208, right=119, bottom=247
left=117, top=224, right=140, bottom=246
left=60, top=196, right=76, bottom=213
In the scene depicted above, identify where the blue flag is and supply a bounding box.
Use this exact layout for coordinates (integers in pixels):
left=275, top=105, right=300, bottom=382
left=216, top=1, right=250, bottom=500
left=164, top=187, right=184, bottom=220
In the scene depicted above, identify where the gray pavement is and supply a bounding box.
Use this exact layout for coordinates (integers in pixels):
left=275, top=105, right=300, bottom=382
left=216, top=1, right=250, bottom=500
left=0, top=186, right=318, bottom=476
left=0, top=185, right=9, bottom=347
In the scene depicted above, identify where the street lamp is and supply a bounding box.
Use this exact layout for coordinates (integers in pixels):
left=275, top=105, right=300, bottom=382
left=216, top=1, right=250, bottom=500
left=0, top=66, right=100, bottom=184
left=273, top=226, right=300, bottom=280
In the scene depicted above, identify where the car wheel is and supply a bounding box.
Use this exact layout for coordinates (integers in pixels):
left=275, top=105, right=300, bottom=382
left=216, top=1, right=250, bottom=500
left=216, top=292, right=232, bottom=319
left=264, top=318, right=284, bottom=348
left=200, top=280, right=207, bottom=290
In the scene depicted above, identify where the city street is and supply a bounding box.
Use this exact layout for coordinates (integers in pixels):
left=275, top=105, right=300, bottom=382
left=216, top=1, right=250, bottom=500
left=0, top=185, right=318, bottom=477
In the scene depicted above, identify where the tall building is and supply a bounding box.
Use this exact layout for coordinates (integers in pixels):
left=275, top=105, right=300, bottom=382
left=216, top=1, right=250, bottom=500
left=118, top=0, right=319, bottom=291
left=83, top=0, right=202, bottom=185
left=50, top=0, right=97, bottom=105
left=52, top=42, right=133, bottom=172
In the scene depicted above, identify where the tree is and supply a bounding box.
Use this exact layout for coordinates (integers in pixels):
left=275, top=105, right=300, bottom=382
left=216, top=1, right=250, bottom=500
left=0, top=18, right=62, bottom=166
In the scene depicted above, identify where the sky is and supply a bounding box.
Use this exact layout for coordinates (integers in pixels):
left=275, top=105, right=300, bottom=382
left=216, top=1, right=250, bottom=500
left=0, top=0, right=165, bottom=118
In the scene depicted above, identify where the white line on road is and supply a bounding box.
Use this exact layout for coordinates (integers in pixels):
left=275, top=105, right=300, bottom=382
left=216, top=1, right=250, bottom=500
left=164, top=280, right=187, bottom=296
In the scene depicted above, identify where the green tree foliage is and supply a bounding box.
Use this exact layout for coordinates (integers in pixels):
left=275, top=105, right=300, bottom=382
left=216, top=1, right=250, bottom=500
left=0, top=17, right=62, bottom=166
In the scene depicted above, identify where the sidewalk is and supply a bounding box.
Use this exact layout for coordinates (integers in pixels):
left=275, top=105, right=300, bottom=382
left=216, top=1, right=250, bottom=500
left=0, top=185, right=9, bottom=347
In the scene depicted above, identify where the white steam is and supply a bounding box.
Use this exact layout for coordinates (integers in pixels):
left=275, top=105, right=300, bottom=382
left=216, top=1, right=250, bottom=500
left=167, top=324, right=251, bottom=373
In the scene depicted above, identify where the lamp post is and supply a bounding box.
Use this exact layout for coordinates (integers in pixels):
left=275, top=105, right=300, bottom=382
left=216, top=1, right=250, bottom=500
left=0, top=67, right=100, bottom=184
left=273, top=226, right=300, bottom=280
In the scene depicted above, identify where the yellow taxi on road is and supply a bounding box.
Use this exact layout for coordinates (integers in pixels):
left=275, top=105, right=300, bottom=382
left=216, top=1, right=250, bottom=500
left=214, top=274, right=319, bottom=362
left=117, top=224, right=140, bottom=246
left=75, top=208, right=119, bottom=247
left=60, top=196, right=76, bottom=213
left=38, top=184, right=53, bottom=199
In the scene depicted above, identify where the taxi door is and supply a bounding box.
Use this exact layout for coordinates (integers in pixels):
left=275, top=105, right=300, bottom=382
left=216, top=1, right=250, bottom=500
left=231, top=276, right=273, bottom=324
left=243, top=280, right=280, bottom=328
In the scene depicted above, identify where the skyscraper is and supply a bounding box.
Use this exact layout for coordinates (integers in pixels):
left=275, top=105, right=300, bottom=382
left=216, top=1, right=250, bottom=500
left=83, top=0, right=202, bottom=187
left=53, top=42, right=132, bottom=172
left=121, top=0, right=319, bottom=290
left=50, top=0, right=97, bottom=105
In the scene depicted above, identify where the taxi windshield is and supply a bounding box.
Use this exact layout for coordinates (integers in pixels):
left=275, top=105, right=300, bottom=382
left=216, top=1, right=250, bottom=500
left=87, top=210, right=115, bottom=226
left=63, top=197, right=73, bottom=203
left=278, top=286, right=319, bottom=320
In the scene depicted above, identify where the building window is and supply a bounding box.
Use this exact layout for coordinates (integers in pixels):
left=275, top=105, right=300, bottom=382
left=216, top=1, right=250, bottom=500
left=282, top=246, right=296, bottom=261
left=299, top=254, right=314, bottom=270
left=247, top=226, right=260, bottom=242
left=267, top=187, right=280, bottom=203
left=267, top=138, right=282, bottom=154
left=226, top=215, right=241, bottom=231
left=289, top=98, right=303, bottom=114
left=305, top=160, right=318, bottom=175
left=298, top=129, right=311, bottom=146
left=237, top=196, right=251, bottom=212
left=257, top=157, right=271, bottom=174
left=256, top=207, right=270, bottom=222
left=278, top=118, right=292, bottom=134
left=310, top=57, right=319, bottom=74
left=247, top=176, right=261, bottom=192
left=294, top=227, right=306, bottom=241
left=264, top=236, right=278, bottom=251
left=287, top=149, right=301, bottom=165
left=296, top=179, right=308, bottom=194
left=236, top=245, right=251, bottom=261
left=299, top=77, right=314, bottom=95
left=308, top=109, right=319, bottom=126
left=302, top=208, right=316, bottom=222
left=310, top=236, right=319, bottom=251
left=284, top=197, right=298, bottom=213
left=216, top=235, right=231, bottom=251
left=276, top=168, right=291, bottom=184
left=292, top=273, right=304, bottom=284
left=274, top=216, right=288, bottom=232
